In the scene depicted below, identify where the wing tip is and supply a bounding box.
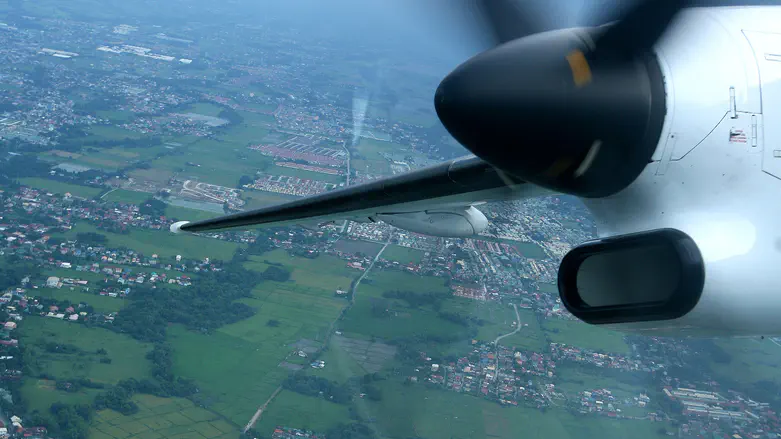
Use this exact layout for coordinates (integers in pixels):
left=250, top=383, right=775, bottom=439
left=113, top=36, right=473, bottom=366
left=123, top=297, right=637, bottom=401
left=170, top=221, right=191, bottom=234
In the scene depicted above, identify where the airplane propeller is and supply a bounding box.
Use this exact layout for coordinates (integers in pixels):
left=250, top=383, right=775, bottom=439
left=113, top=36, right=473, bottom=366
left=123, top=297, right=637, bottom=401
left=434, top=0, right=686, bottom=199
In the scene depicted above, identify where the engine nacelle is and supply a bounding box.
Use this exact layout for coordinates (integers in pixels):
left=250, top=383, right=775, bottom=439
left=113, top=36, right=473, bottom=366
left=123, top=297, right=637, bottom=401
left=557, top=227, right=776, bottom=337
left=375, top=206, right=488, bottom=237
left=558, top=229, right=708, bottom=334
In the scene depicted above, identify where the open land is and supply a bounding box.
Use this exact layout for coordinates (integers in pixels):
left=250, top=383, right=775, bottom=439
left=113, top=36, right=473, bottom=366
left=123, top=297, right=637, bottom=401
left=59, top=223, right=240, bottom=261
left=0, top=5, right=760, bottom=439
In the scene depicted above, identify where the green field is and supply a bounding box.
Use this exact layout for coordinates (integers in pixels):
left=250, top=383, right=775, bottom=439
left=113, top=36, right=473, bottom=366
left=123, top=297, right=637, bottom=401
left=129, top=168, right=174, bottom=184
left=514, top=241, right=548, bottom=259
left=146, top=138, right=275, bottom=187
left=45, top=142, right=170, bottom=173
left=20, top=318, right=152, bottom=411
left=542, top=318, right=630, bottom=354
left=183, top=102, right=225, bottom=117
left=333, top=239, right=384, bottom=257
left=354, top=379, right=668, bottom=439
left=216, top=111, right=273, bottom=145
left=711, top=338, right=781, bottom=385
left=19, top=178, right=103, bottom=199
left=60, top=223, right=240, bottom=261
left=307, top=339, right=368, bottom=384
left=441, top=300, right=547, bottom=352
left=255, top=391, right=351, bottom=434
left=242, top=192, right=297, bottom=210
left=88, top=125, right=142, bottom=140
left=96, top=110, right=136, bottom=122
left=44, top=267, right=106, bottom=283
left=164, top=205, right=221, bottom=223
left=555, top=367, right=652, bottom=400
left=497, top=308, right=547, bottom=352
left=170, top=250, right=351, bottom=426
left=169, top=284, right=346, bottom=425
left=362, top=269, right=448, bottom=295
left=168, top=326, right=286, bottom=426
left=34, top=287, right=126, bottom=313
left=103, top=189, right=155, bottom=205
left=91, top=394, right=238, bottom=439
left=350, top=138, right=407, bottom=175
left=245, top=249, right=357, bottom=292
left=339, top=270, right=465, bottom=340
left=381, top=245, right=425, bottom=265
left=217, top=123, right=269, bottom=147
left=22, top=379, right=99, bottom=414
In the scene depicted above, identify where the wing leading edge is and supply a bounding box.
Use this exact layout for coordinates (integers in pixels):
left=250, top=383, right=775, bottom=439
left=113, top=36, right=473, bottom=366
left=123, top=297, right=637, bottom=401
left=173, top=156, right=547, bottom=234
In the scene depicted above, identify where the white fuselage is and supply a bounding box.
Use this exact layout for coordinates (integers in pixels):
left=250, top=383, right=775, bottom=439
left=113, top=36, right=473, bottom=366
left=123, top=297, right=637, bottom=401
left=581, top=6, right=781, bottom=336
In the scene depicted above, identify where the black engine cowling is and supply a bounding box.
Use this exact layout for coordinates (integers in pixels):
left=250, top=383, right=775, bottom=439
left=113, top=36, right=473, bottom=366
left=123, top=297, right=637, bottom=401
left=558, top=228, right=705, bottom=326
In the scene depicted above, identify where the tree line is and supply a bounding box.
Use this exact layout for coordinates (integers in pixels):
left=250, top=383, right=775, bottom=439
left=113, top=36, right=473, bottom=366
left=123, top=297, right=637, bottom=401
left=109, top=262, right=263, bottom=342
left=282, top=371, right=385, bottom=405
left=381, top=290, right=449, bottom=311
left=20, top=343, right=198, bottom=439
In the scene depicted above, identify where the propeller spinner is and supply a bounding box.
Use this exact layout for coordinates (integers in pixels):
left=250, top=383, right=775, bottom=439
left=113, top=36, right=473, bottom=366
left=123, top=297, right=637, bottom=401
left=433, top=0, right=684, bottom=198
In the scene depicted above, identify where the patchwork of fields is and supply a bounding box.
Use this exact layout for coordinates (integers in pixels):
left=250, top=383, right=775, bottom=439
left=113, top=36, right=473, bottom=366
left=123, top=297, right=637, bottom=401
left=91, top=395, right=238, bottom=439
left=15, top=114, right=645, bottom=439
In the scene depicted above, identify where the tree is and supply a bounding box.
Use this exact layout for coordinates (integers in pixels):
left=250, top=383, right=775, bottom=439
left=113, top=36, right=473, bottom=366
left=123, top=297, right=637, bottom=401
left=326, top=423, right=376, bottom=439
left=47, top=237, right=65, bottom=246
left=76, top=232, right=107, bottom=247
left=218, top=108, right=243, bottom=125
left=262, top=265, right=290, bottom=282
left=110, top=263, right=263, bottom=341
left=139, top=198, right=167, bottom=217
left=363, top=385, right=382, bottom=401
left=238, top=175, right=254, bottom=187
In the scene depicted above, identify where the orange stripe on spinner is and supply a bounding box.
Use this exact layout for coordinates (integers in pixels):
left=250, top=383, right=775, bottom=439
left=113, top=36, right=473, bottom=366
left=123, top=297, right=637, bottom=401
left=566, top=50, right=592, bottom=87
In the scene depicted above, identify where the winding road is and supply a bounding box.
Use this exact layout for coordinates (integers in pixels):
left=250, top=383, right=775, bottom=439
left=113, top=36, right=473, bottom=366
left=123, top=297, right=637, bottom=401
left=494, top=303, right=522, bottom=346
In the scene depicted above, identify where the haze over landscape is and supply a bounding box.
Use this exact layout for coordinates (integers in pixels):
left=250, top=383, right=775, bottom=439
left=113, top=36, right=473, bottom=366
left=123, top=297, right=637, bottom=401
left=0, top=2, right=778, bottom=439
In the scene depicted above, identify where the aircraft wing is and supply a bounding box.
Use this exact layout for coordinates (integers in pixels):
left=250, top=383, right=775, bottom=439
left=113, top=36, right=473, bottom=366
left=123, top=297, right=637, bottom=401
left=171, top=155, right=550, bottom=234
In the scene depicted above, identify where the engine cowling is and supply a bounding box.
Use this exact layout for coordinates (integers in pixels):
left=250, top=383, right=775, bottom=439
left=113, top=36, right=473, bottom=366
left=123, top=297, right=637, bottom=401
left=556, top=227, right=774, bottom=337
left=558, top=229, right=707, bottom=334
left=375, top=206, right=488, bottom=237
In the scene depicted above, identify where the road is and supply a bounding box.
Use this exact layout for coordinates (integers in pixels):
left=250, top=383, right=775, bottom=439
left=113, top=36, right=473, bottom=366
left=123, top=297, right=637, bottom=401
left=100, top=187, right=118, bottom=199
left=494, top=303, right=521, bottom=346
left=243, top=385, right=283, bottom=433
left=340, top=141, right=352, bottom=233
left=350, top=236, right=391, bottom=302
left=243, top=236, right=390, bottom=433
left=343, top=140, right=351, bottom=187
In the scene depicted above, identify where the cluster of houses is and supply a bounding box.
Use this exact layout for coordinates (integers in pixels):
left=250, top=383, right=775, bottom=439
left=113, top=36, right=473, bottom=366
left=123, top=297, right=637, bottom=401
left=271, top=427, right=325, bottom=439
left=576, top=388, right=653, bottom=419
left=0, top=418, right=45, bottom=439
left=414, top=342, right=553, bottom=409
left=412, top=337, right=677, bottom=416
left=549, top=343, right=665, bottom=373
left=662, top=386, right=781, bottom=439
